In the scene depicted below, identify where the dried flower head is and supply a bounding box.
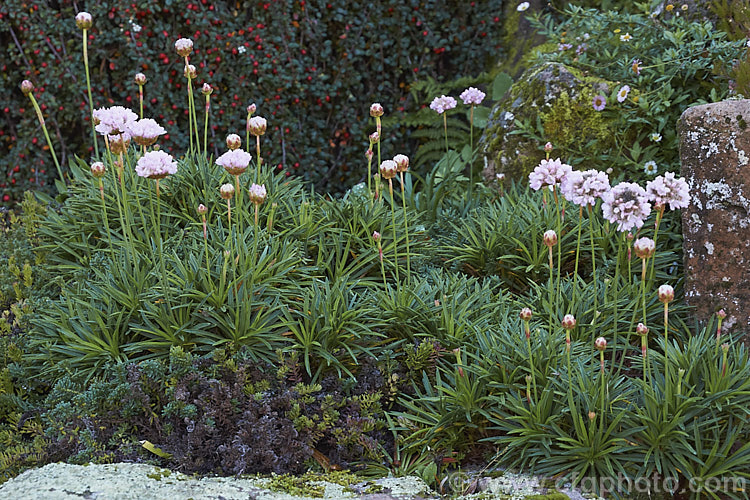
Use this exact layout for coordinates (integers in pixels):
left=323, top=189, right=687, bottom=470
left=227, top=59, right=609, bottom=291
left=595, top=337, right=607, bottom=351
left=429, top=95, right=457, bottom=114
left=633, top=237, right=656, bottom=259
left=560, top=169, right=610, bottom=207
left=134, top=73, right=147, bottom=86
left=129, top=118, right=167, bottom=147
left=658, top=284, right=674, bottom=303
left=543, top=229, right=557, bottom=248
left=216, top=149, right=252, bottom=176
left=75, top=12, right=93, bottom=30
left=248, top=183, right=267, bottom=205
left=529, top=158, right=573, bottom=191
left=201, top=83, right=213, bottom=96
left=369, top=103, right=384, bottom=117
left=248, top=116, right=267, bottom=136
left=645, top=172, right=689, bottom=211
left=379, top=160, right=397, bottom=180
left=393, top=154, right=409, bottom=173
left=175, top=38, right=194, bottom=57
left=519, top=307, right=533, bottom=321
left=225, top=134, right=242, bottom=151
left=601, top=182, right=651, bottom=232
left=219, top=183, right=235, bottom=200
left=90, top=161, right=106, bottom=178
left=20, top=80, right=34, bottom=96
left=459, top=87, right=486, bottom=106
left=561, top=314, right=576, bottom=330
left=135, top=150, right=178, bottom=179
left=93, top=106, right=138, bottom=136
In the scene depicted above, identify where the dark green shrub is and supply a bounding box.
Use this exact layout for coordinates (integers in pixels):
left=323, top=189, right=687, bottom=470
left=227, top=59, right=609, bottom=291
left=0, top=0, right=504, bottom=205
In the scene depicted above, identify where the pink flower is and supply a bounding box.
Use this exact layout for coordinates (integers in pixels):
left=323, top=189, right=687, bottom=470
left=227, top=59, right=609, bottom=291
left=216, top=149, right=252, bottom=176
left=201, top=83, right=213, bottom=96
left=393, top=154, right=409, bottom=172
left=528, top=158, right=572, bottom=191
left=247, top=116, right=267, bottom=136
left=175, top=38, right=193, bottom=57
left=135, top=150, right=178, bottom=179
left=592, top=94, right=606, bottom=111
left=246, top=103, right=257, bottom=115
left=379, top=160, right=397, bottom=180
left=645, top=172, right=689, bottom=210
left=248, top=183, right=267, bottom=205
left=129, top=118, right=166, bottom=147
left=459, top=87, right=486, bottom=106
left=75, top=12, right=92, bottom=30
left=429, top=95, right=457, bottom=114
left=370, top=103, right=384, bottom=117
left=560, top=169, right=610, bottom=207
left=94, top=106, right=138, bottom=136
left=601, top=182, right=651, bottom=232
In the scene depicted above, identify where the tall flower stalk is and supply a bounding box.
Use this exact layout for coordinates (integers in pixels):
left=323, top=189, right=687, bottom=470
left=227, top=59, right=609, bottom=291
left=658, top=284, right=674, bottom=391
left=460, top=87, right=485, bottom=198
left=245, top=103, right=256, bottom=155
left=76, top=12, right=98, bottom=159
left=20, top=81, right=63, bottom=182
left=248, top=116, right=267, bottom=183
left=373, top=231, right=388, bottom=291
left=201, top=84, right=213, bottom=157
left=176, top=38, right=200, bottom=156
left=520, top=308, right=538, bottom=401
left=394, top=154, right=411, bottom=279
left=380, top=160, right=400, bottom=290
left=370, top=103, right=384, bottom=175
left=134, top=73, right=147, bottom=120
left=90, top=162, right=113, bottom=250
left=634, top=237, right=655, bottom=323
left=430, top=95, right=457, bottom=153
left=198, top=204, right=210, bottom=280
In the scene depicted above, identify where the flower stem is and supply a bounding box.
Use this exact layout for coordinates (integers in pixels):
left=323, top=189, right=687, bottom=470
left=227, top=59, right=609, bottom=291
left=389, top=179, right=400, bottom=291
left=28, top=93, right=63, bottom=182
left=443, top=113, right=448, bottom=153
left=400, top=171, right=411, bottom=281
left=82, top=28, right=98, bottom=159
left=469, top=106, right=474, bottom=199
left=204, top=94, right=210, bottom=158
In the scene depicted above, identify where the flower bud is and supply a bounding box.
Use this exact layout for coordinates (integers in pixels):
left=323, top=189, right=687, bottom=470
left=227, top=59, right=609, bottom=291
left=184, top=64, right=197, bottom=79
left=594, top=337, right=607, bottom=351
left=372, top=231, right=381, bottom=242
left=20, top=80, right=34, bottom=96
left=248, top=183, right=267, bottom=205
left=561, top=314, right=576, bottom=330
left=365, top=149, right=374, bottom=161
left=246, top=103, right=257, bottom=115
left=134, top=73, right=147, bottom=86
left=370, top=102, right=384, bottom=117
left=543, top=229, right=557, bottom=248
left=219, top=183, right=235, bottom=200
left=248, top=116, right=267, bottom=136
left=75, top=12, right=93, bottom=30
left=717, top=309, right=727, bottom=320
left=519, top=307, right=532, bottom=321
left=393, top=154, right=409, bottom=173
left=379, top=160, right=397, bottom=180
left=226, top=134, right=241, bottom=151
left=175, top=38, right=194, bottom=57
left=90, top=161, right=106, bottom=178
left=201, top=83, right=213, bottom=96
left=544, top=142, right=553, bottom=152
left=636, top=323, right=649, bottom=336
left=658, top=284, right=674, bottom=304
left=108, top=133, right=131, bottom=154
left=197, top=203, right=207, bottom=215
left=633, top=237, right=656, bottom=259
left=369, top=131, right=380, bottom=144
left=587, top=411, right=596, bottom=421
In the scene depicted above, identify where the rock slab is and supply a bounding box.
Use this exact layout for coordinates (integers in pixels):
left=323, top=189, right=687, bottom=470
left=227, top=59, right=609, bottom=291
left=678, top=99, right=750, bottom=339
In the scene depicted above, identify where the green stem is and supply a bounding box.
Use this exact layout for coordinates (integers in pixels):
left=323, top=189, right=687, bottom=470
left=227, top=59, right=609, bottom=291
left=400, top=172, right=411, bottom=281
left=588, top=205, right=598, bottom=344
left=389, top=180, right=400, bottom=291
left=469, top=106, right=474, bottom=199
left=610, top=234, right=623, bottom=376
left=443, top=113, right=448, bottom=153
left=525, top=323, right=538, bottom=402
left=28, top=94, right=62, bottom=182
left=203, top=94, right=210, bottom=158
left=138, top=85, right=144, bottom=120
left=82, top=28, right=98, bottom=159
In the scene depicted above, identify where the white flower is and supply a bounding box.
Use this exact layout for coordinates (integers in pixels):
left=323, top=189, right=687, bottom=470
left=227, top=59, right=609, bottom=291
left=620, top=32, right=633, bottom=42
left=643, top=160, right=658, bottom=175
left=617, top=85, right=631, bottom=103
left=649, top=132, right=662, bottom=142
left=248, top=183, right=267, bottom=205
left=459, top=87, right=486, bottom=106
left=646, top=172, right=689, bottom=210
left=131, top=23, right=142, bottom=33
left=517, top=2, right=530, bottom=11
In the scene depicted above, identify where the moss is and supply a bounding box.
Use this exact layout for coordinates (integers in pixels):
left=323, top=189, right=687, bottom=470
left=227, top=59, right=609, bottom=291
left=523, top=493, right=571, bottom=500
left=264, top=470, right=363, bottom=498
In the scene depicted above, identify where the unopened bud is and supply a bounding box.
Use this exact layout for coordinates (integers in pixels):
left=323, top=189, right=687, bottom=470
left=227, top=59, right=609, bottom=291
left=543, top=229, right=557, bottom=248
left=175, top=38, right=194, bottom=57
left=561, top=314, right=576, bottom=330
left=370, top=102, right=384, bottom=117
left=226, top=134, right=241, bottom=150
left=20, top=80, right=34, bottom=96
left=372, top=231, right=381, bottom=242
left=587, top=411, right=596, bottom=421
left=636, top=323, right=649, bottom=336
left=544, top=142, right=553, bottom=152
left=197, top=203, right=207, bottom=215
left=201, top=83, right=213, bottom=96
left=379, top=160, right=397, bottom=180
left=658, top=284, right=674, bottom=304
left=248, top=183, right=267, bottom=205
left=393, top=154, right=409, bottom=173
left=519, top=307, right=532, bottom=321
left=633, top=237, right=656, bottom=259
left=717, top=309, right=727, bottom=320
left=134, top=73, right=147, bottom=86
left=247, top=103, right=257, bottom=115
left=594, top=337, right=607, bottom=351
left=90, top=161, right=106, bottom=178
left=219, top=183, right=235, bottom=200
left=248, top=116, right=267, bottom=136
left=369, top=131, right=380, bottom=144
left=75, top=12, right=93, bottom=30
left=184, top=64, right=197, bottom=79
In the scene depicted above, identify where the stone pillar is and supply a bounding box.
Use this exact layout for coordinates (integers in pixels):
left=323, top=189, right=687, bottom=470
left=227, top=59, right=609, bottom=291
left=678, top=100, right=750, bottom=340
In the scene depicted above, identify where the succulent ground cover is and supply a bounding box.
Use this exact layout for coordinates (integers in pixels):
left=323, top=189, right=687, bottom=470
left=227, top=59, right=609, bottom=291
left=1, top=2, right=749, bottom=500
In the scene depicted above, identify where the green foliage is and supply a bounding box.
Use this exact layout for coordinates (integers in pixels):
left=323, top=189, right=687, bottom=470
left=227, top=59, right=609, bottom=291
left=519, top=3, right=744, bottom=182
left=0, top=0, right=504, bottom=204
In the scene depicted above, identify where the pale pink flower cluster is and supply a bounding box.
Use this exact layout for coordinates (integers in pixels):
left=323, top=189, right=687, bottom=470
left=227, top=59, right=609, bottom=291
left=460, top=87, right=485, bottom=106
left=561, top=169, right=610, bottom=207
left=216, top=149, right=252, bottom=176
left=429, top=95, right=457, bottom=114
left=601, top=182, right=651, bottom=232
left=248, top=183, right=267, bottom=205
left=129, top=118, right=167, bottom=147
left=645, top=172, right=689, bottom=210
left=94, top=106, right=138, bottom=136
left=135, top=150, right=178, bottom=179
left=528, top=158, right=572, bottom=191
left=175, top=38, right=193, bottom=57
